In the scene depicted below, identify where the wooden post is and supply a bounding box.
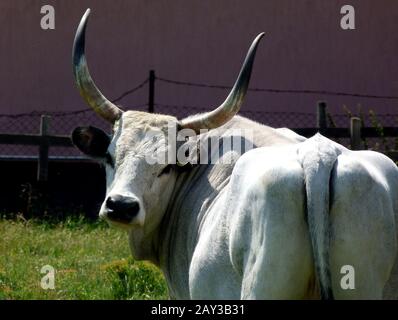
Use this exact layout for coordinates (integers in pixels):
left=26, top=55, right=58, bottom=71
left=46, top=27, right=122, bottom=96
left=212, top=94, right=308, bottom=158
left=317, top=101, right=327, bottom=133
left=148, top=70, right=155, bottom=113
left=38, top=115, right=50, bottom=182
left=350, top=117, right=362, bottom=150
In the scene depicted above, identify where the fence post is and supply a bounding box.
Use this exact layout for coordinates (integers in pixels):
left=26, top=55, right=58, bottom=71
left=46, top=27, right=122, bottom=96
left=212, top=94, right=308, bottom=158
left=38, top=115, right=50, bottom=182
left=317, top=101, right=327, bottom=134
left=350, top=117, right=362, bottom=150
left=148, top=70, right=155, bottom=113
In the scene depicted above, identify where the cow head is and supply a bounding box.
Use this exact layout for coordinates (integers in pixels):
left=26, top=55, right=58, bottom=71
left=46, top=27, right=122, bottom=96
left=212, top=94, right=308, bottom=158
left=71, top=9, right=263, bottom=258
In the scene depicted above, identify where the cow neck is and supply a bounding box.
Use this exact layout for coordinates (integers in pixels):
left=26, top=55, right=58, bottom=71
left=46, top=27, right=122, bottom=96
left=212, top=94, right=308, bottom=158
left=155, top=132, right=239, bottom=299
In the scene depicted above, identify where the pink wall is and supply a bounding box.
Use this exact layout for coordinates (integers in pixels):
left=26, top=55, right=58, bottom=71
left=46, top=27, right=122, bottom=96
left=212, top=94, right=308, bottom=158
left=0, top=0, right=397, bottom=123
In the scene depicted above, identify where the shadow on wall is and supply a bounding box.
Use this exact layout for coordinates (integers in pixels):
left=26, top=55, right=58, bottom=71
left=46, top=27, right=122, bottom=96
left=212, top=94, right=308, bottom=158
left=0, top=161, right=105, bottom=219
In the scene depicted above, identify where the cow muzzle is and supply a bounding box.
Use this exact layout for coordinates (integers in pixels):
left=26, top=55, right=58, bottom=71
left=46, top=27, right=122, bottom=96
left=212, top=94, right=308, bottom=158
left=100, top=194, right=141, bottom=225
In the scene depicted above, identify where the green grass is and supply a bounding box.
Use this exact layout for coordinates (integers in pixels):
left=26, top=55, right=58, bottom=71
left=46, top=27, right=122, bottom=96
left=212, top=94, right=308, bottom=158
left=0, top=216, right=168, bottom=300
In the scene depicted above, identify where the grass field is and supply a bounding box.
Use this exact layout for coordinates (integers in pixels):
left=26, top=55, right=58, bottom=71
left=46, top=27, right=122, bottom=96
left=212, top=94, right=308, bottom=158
left=0, top=216, right=168, bottom=300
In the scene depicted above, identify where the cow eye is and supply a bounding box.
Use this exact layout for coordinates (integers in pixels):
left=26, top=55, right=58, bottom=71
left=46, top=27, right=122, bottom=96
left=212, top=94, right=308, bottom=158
left=158, top=165, right=172, bottom=177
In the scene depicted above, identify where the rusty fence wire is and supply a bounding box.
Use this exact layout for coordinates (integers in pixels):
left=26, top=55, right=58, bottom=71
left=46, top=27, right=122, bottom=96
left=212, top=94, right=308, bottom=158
left=1, top=108, right=398, bottom=157
left=2, top=72, right=398, bottom=157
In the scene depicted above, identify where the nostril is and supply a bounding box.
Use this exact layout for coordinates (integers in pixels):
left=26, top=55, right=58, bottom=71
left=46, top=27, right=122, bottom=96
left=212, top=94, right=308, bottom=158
left=129, top=201, right=139, bottom=215
left=105, top=194, right=140, bottom=222
left=106, top=196, right=117, bottom=211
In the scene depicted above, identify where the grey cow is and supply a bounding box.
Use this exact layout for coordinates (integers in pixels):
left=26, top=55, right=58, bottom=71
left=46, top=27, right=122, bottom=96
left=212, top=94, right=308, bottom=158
left=71, top=9, right=398, bottom=299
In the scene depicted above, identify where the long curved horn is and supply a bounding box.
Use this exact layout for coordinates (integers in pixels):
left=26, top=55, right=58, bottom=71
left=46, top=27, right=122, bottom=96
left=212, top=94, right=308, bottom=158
left=181, top=33, right=265, bottom=133
left=72, top=9, right=123, bottom=123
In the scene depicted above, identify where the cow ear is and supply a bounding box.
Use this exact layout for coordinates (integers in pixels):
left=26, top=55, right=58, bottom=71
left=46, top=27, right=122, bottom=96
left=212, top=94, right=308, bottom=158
left=71, top=126, right=110, bottom=158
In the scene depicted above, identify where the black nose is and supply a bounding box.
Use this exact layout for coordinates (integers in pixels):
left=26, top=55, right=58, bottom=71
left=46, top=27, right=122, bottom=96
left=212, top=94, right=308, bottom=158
left=105, top=194, right=140, bottom=223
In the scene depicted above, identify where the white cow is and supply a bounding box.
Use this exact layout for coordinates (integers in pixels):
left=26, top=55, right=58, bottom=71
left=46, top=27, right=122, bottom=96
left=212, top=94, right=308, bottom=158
left=71, top=9, right=398, bottom=299
left=220, top=134, right=398, bottom=299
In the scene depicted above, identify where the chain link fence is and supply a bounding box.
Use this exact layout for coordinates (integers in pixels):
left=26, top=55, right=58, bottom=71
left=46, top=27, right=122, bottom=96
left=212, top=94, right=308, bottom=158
left=2, top=73, right=398, bottom=157
left=2, top=108, right=398, bottom=157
